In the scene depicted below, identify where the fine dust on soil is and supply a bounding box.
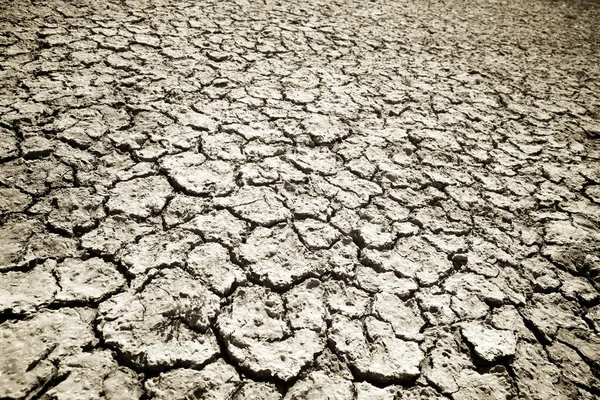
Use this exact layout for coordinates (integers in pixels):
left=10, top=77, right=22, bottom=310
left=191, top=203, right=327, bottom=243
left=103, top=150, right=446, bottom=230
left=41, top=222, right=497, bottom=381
left=1, top=0, right=600, bottom=398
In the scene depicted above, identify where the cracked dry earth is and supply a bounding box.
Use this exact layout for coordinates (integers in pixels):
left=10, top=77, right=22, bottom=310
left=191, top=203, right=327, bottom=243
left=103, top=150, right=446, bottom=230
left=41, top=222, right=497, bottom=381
left=1, top=0, right=600, bottom=399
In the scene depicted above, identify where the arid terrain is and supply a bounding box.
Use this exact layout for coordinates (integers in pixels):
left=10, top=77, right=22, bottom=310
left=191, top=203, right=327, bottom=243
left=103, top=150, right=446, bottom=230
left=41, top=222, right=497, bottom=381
left=1, top=0, right=600, bottom=398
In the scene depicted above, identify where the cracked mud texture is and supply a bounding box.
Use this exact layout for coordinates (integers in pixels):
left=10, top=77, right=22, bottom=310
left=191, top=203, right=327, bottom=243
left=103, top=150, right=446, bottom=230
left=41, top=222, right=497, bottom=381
left=1, top=0, right=600, bottom=398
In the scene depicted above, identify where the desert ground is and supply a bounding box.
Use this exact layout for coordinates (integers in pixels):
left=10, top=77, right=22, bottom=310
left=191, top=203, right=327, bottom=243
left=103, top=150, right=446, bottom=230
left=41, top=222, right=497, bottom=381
left=1, top=0, right=600, bottom=398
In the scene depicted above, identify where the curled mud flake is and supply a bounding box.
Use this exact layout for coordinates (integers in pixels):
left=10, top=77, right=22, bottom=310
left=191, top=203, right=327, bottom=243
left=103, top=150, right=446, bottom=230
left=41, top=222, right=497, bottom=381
left=160, top=152, right=236, bottom=196
left=0, top=260, right=58, bottom=315
left=237, top=225, right=323, bottom=289
left=362, top=237, right=453, bottom=286
left=187, top=242, right=246, bottom=296
left=21, top=136, right=54, bottom=159
left=0, top=187, right=32, bottom=213
left=0, top=158, right=73, bottom=196
left=54, top=257, right=126, bottom=303
left=215, top=186, right=291, bottom=227
left=98, top=268, right=220, bottom=370
left=45, top=187, right=105, bottom=234
left=356, top=265, right=418, bottom=299
left=329, top=315, right=424, bottom=384
left=520, top=292, right=588, bottom=341
left=460, top=322, right=516, bottom=363
left=0, top=127, right=19, bottom=159
left=294, top=218, right=341, bottom=250
left=373, top=293, right=425, bottom=341
left=145, top=360, right=240, bottom=400
left=353, top=221, right=396, bottom=249
left=42, top=350, right=143, bottom=400
left=284, top=371, right=354, bottom=400
left=0, top=308, right=97, bottom=399
left=182, top=209, right=247, bottom=248
left=81, top=215, right=159, bottom=255
left=118, top=229, right=199, bottom=276
left=232, top=382, right=283, bottom=400
left=107, top=175, right=172, bottom=218
left=547, top=341, right=600, bottom=392
left=217, top=285, right=325, bottom=381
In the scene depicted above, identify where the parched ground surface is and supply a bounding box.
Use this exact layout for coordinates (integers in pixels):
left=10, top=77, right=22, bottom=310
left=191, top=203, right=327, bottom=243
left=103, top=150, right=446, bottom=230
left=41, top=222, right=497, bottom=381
left=1, top=0, right=600, bottom=398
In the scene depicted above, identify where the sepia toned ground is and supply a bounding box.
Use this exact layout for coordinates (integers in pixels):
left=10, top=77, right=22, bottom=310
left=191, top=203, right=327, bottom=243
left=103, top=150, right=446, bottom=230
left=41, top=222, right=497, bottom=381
left=1, top=0, right=600, bottom=398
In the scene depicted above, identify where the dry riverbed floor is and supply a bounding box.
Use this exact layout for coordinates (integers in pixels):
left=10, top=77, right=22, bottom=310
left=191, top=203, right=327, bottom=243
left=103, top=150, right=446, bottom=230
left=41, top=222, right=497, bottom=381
left=1, top=0, right=600, bottom=398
